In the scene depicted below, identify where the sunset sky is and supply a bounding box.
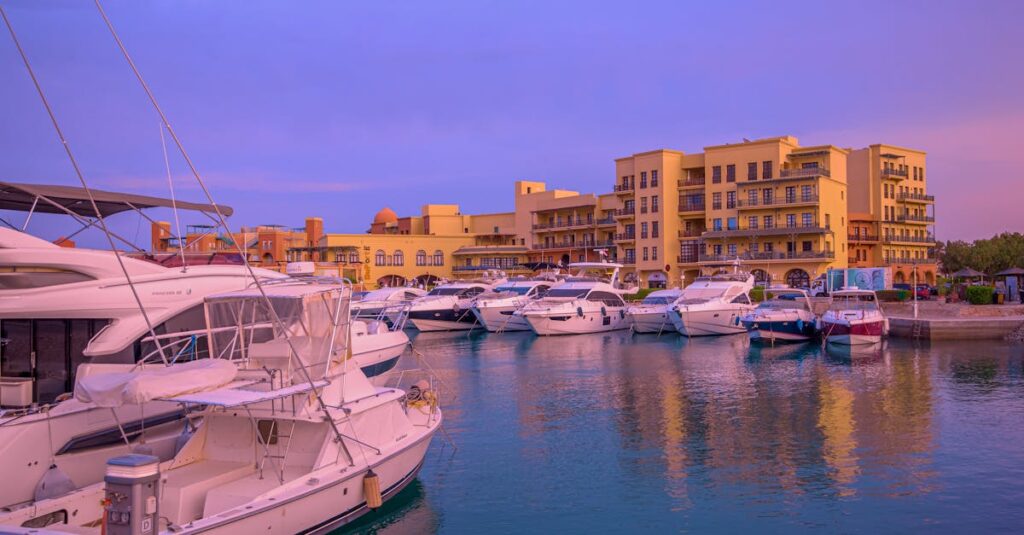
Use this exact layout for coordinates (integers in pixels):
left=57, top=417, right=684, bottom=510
left=2, top=0, right=1022, bottom=244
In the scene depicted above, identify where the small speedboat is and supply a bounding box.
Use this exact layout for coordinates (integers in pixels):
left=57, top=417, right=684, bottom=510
left=626, top=288, right=683, bottom=333
left=741, top=287, right=819, bottom=343
left=820, top=288, right=888, bottom=345
left=669, top=273, right=755, bottom=336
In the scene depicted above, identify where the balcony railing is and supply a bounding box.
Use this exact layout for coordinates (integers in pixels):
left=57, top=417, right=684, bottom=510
left=678, top=202, right=705, bottom=213
left=677, top=177, right=706, bottom=188
left=678, top=229, right=704, bottom=238
left=882, top=257, right=938, bottom=266
left=596, top=216, right=616, bottom=226
left=614, top=233, right=635, bottom=241
left=778, top=167, right=831, bottom=179
left=614, top=208, right=635, bottom=217
left=736, top=194, right=819, bottom=208
left=881, top=168, right=908, bottom=180
left=848, top=233, right=880, bottom=242
left=883, top=234, right=936, bottom=244
left=896, top=192, right=935, bottom=203
left=706, top=222, right=825, bottom=234
left=621, top=258, right=636, bottom=265
left=677, top=254, right=699, bottom=264
left=896, top=214, right=935, bottom=224
left=614, top=183, right=634, bottom=193
left=699, top=250, right=836, bottom=263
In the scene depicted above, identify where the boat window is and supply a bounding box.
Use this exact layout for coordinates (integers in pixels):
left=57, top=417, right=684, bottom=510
left=545, top=288, right=589, bottom=298
left=730, top=293, right=751, bottom=305
left=494, top=286, right=533, bottom=296
left=460, top=287, right=486, bottom=298
left=0, top=266, right=94, bottom=290
left=587, top=291, right=624, bottom=307
left=20, top=509, right=67, bottom=529
left=829, top=294, right=879, bottom=311
left=533, top=285, right=551, bottom=298
left=403, top=291, right=421, bottom=300
left=427, top=287, right=463, bottom=296
left=758, top=298, right=809, bottom=311
left=641, top=296, right=676, bottom=305
left=0, top=318, right=110, bottom=404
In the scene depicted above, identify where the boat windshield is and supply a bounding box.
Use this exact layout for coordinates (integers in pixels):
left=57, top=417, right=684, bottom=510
left=680, top=287, right=727, bottom=301
left=829, top=294, right=879, bottom=311
left=545, top=288, right=589, bottom=298
left=641, top=296, right=677, bottom=305
left=427, top=287, right=464, bottom=296
left=494, top=286, right=533, bottom=295
left=757, top=295, right=809, bottom=311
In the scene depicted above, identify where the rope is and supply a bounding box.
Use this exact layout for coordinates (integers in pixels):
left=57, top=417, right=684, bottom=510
left=0, top=5, right=171, bottom=365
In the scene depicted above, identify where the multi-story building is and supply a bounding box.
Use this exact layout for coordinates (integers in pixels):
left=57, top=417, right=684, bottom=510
left=616, top=136, right=850, bottom=288
left=847, top=144, right=937, bottom=284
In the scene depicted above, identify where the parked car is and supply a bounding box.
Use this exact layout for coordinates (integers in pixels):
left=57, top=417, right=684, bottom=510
left=894, top=283, right=931, bottom=300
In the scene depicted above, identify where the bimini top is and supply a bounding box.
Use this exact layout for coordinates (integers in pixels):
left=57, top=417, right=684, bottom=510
left=0, top=180, right=233, bottom=218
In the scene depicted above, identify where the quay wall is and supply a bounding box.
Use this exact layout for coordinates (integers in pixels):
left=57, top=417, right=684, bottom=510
left=888, top=316, right=1024, bottom=340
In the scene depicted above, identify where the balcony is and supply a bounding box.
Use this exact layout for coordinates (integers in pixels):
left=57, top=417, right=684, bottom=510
left=532, top=217, right=599, bottom=231
left=882, top=256, right=938, bottom=266
left=881, top=168, right=908, bottom=180
left=896, top=192, right=935, bottom=204
left=621, top=258, right=636, bottom=266
left=699, top=250, right=836, bottom=263
left=614, top=183, right=634, bottom=195
left=614, top=233, right=635, bottom=242
left=677, top=254, right=699, bottom=264
left=848, top=233, right=880, bottom=243
left=678, top=201, right=705, bottom=214
left=896, top=214, right=935, bottom=224
left=614, top=208, right=635, bottom=219
left=883, top=234, right=936, bottom=244
left=677, top=177, right=706, bottom=188
left=595, top=216, right=616, bottom=226
left=736, top=194, right=819, bottom=209
left=678, top=229, right=704, bottom=238
left=702, top=224, right=830, bottom=239
left=764, top=167, right=831, bottom=181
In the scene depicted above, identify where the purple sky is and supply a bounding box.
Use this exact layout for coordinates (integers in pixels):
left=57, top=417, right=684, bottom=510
left=2, top=0, right=1022, bottom=245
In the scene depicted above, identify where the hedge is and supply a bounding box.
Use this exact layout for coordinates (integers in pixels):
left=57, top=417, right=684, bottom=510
left=750, top=287, right=765, bottom=302
left=876, top=289, right=911, bottom=302
left=966, top=285, right=995, bottom=305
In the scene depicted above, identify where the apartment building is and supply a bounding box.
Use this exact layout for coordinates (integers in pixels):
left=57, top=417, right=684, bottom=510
left=847, top=144, right=937, bottom=284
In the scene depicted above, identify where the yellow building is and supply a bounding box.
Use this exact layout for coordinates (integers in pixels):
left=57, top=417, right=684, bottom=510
left=847, top=144, right=937, bottom=284
left=616, top=136, right=851, bottom=288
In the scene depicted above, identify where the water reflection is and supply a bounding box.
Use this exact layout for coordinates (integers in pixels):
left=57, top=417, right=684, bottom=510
left=349, top=332, right=1024, bottom=533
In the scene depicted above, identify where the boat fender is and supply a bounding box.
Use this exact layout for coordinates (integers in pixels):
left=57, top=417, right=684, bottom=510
left=797, top=318, right=804, bottom=332
left=814, top=317, right=822, bottom=331
left=34, top=464, right=76, bottom=502
left=577, top=307, right=584, bottom=317
left=734, top=316, right=740, bottom=326
left=619, top=310, right=625, bottom=319
left=364, top=469, right=383, bottom=509
left=601, top=306, right=607, bottom=317
left=452, top=303, right=460, bottom=312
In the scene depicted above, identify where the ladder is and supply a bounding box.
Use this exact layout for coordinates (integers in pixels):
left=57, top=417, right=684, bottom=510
left=911, top=319, right=924, bottom=339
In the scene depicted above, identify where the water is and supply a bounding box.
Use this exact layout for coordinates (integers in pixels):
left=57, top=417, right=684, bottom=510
left=345, top=331, right=1024, bottom=534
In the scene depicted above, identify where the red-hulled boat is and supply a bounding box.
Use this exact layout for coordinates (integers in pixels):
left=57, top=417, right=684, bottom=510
left=821, top=288, right=888, bottom=345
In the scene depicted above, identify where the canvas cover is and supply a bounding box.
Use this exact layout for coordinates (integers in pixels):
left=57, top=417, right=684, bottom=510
left=74, top=359, right=237, bottom=408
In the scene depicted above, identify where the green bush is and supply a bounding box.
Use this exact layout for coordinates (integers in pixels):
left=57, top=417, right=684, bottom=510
left=965, top=285, right=995, bottom=305
left=750, top=287, right=765, bottom=302
left=624, top=288, right=656, bottom=302
left=876, top=289, right=910, bottom=302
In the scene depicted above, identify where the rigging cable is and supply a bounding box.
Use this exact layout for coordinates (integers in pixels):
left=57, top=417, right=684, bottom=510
left=159, top=122, right=188, bottom=271
left=0, top=4, right=171, bottom=365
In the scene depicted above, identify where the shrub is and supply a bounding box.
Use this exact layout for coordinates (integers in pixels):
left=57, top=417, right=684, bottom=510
left=876, top=289, right=910, bottom=302
left=750, top=287, right=765, bottom=303
left=965, top=285, right=995, bottom=305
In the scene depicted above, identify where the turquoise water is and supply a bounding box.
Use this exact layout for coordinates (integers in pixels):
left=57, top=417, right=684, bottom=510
left=345, top=331, right=1024, bottom=533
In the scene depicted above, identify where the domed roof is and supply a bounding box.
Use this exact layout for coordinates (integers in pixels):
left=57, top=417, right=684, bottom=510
left=373, top=207, right=398, bottom=225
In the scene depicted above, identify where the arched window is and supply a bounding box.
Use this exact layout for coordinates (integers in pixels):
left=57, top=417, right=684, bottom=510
left=433, top=250, right=444, bottom=266
left=784, top=269, right=810, bottom=289
left=375, top=250, right=386, bottom=266
left=393, top=250, right=404, bottom=266
left=416, top=250, right=427, bottom=266
left=751, top=269, right=770, bottom=286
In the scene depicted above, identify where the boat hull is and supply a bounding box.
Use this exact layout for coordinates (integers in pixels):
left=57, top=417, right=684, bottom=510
left=822, top=319, right=886, bottom=345
left=523, top=309, right=629, bottom=336
left=472, top=304, right=530, bottom=332
left=670, top=307, right=751, bottom=336
left=743, top=319, right=817, bottom=343
left=408, top=307, right=478, bottom=331
left=629, top=310, right=674, bottom=334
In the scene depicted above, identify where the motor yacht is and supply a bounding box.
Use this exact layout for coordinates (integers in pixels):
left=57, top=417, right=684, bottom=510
left=406, top=277, right=502, bottom=332
left=625, top=288, right=683, bottom=334
left=820, top=288, right=888, bottom=345
left=0, top=279, right=441, bottom=533
left=740, top=287, right=820, bottom=343
left=518, top=262, right=635, bottom=335
left=668, top=273, right=756, bottom=336
left=471, top=278, right=557, bottom=332
left=350, top=286, right=426, bottom=326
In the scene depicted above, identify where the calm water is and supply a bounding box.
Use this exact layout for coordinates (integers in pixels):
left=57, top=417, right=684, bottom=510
left=344, top=331, right=1024, bottom=534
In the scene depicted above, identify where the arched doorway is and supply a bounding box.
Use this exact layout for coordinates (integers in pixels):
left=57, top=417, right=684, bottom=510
left=377, top=275, right=406, bottom=288
left=784, top=269, right=810, bottom=289
left=261, top=253, right=274, bottom=265
left=894, top=271, right=906, bottom=284
left=924, top=271, right=935, bottom=285
left=414, top=274, right=441, bottom=288
left=647, top=272, right=667, bottom=289
left=560, top=254, right=571, bottom=266
left=751, top=269, right=770, bottom=286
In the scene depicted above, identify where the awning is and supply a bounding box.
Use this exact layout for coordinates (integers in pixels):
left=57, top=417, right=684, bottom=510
left=0, top=181, right=233, bottom=217
left=995, top=267, right=1024, bottom=276
left=952, top=268, right=985, bottom=278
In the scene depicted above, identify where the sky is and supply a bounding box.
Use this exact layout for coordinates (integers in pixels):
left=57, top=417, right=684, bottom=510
left=1, top=0, right=1022, bottom=246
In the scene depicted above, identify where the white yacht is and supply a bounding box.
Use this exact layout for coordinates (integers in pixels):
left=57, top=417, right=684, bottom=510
left=740, top=287, right=820, bottom=343
left=470, top=278, right=557, bottom=332
left=821, top=288, right=888, bottom=345
left=0, top=280, right=441, bottom=533
left=626, top=288, right=683, bottom=334
left=406, top=278, right=502, bottom=332
left=668, top=273, right=756, bottom=336
left=350, top=286, right=426, bottom=326
left=518, top=262, right=635, bottom=336
left=0, top=233, right=404, bottom=509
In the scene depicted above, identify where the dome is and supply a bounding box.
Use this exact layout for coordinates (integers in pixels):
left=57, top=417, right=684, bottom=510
left=373, top=207, right=398, bottom=225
